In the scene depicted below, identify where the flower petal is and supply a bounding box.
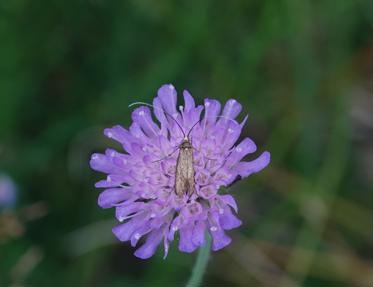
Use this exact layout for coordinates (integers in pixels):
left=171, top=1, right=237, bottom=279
left=97, top=187, right=133, bottom=209
left=226, top=137, right=257, bottom=166
left=220, top=194, right=238, bottom=213
left=235, top=151, right=271, bottom=177
left=116, top=202, right=145, bottom=222
left=112, top=215, right=147, bottom=242
left=104, top=125, right=137, bottom=153
left=179, top=225, right=198, bottom=253
left=131, top=106, right=160, bottom=138
left=90, top=153, right=114, bottom=174
left=153, top=97, right=169, bottom=134
left=222, top=99, right=242, bottom=120
left=203, top=99, right=221, bottom=124
left=130, top=224, right=152, bottom=247
left=222, top=121, right=242, bottom=149
left=208, top=212, right=232, bottom=250
left=209, top=228, right=231, bottom=251
left=94, top=174, right=132, bottom=188
left=219, top=207, right=242, bottom=230
left=90, top=152, right=127, bottom=174
left=134, top=229, right=163, bottom=259
left=192, top=221, right=206, bottom=247
left=157, top=84, right=178, bottom=116
left=183, top=90, right=195, bottom=112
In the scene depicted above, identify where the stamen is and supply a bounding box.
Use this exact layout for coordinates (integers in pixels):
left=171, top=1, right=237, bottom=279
left=118, top=211, right=144, bottom=222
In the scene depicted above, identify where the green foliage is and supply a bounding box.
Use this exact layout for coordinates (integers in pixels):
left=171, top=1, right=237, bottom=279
left=1, top=0, right=373, bottom=286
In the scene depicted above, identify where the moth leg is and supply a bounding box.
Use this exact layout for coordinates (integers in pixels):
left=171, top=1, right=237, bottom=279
left=209, top=149, right=235, bottom=175
left=152, top=145, right=180, bottom=163
left=191, top=145, right=216, bottom=162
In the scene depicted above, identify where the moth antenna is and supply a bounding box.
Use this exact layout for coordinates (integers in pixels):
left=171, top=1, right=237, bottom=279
left=186, top=115, right=241, bottom=140
left=186, top=119, right=202, bottom=139
left=129, top=102, right=186, bottom=137
left=151, top=145, right=180, bottom=163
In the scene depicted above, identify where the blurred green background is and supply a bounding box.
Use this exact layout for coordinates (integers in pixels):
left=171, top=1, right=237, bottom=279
left=1, top=0, right=373, bottom=286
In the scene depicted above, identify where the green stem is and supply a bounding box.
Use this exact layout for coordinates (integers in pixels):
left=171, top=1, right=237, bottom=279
left=185, top=235, right=212, bottom=287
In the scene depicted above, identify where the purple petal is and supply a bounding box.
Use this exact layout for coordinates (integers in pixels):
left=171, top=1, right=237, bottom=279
left=90, top=153, right=125, bottom=174
left=220, top=194, right=238, bottom=213
left=181, top=202, right=203, bottom=218
left=134, top=229, right=163, bottom=259
left=183, top=90, right=195, bottom=112
left=222, top=121, right=242, bottom=149
left=106, top=149, right=130, bottom=167
left=152, top=97, right=169, bottom=134
left=130, top=224, right=152, bottom=247
left=203, top=99, right=221, bottom=124
left=131, top=106, right=160, bottom=138
left=236, top=137, right=257, bottom=154
left=116, top=202, right=145, bottom=222
left=182, top=90, right=204, bottom=131
left=104, top=125, right=137, bottom=153
left=222, top=99, right=242, bottom=120
left=208, top=211, right=232, bottom=250
left=179, top=225, right=198, bottom=253
left=192, top=221, right=206, bottom=247
left=129, top=122, right=147, bottom=143
left=95, top=174, right=132, bottom=188
left=90, top=153, right=112, bottom=173
left=157, top=84, right=178, bottom=116
left=226, top=137, right=257, bottom=166
left=112, top=215, right=146, bottom=242
left=219, top=207, right=242, bottom=230
left=209, top=228, right=232, bottom=251
left=97, top=187, right=133, bottom=208
left=235, top=151, right=271, bottom=177
left=199, top=185, right=218, bottom=199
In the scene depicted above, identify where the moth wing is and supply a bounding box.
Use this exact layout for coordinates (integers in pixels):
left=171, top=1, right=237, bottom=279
left=175, top=148, right=195, bottom=196
left=185, top=148, right=195, bottom=196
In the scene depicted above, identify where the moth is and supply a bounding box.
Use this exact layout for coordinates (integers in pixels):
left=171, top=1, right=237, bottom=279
left=175, top=136, right=195, bottom=197
left=164, top=120, right=201, bottom=197
left=129, top=101, right=243, bottom=198
left=129, top=102, right=201, bottom=198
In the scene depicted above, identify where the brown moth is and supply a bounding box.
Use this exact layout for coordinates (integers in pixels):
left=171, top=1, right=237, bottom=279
left=175, top=137, right=195, bottom=197
left=172, top=119, right=202, bottom=197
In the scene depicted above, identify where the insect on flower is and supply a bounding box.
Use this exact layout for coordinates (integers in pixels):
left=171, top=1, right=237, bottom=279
left=90, top=84, right=270, bottom=259
left=128, top=101, right=205, bottom=199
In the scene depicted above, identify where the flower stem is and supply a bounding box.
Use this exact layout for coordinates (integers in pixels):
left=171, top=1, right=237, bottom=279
left=186, top=235, right=212, bottom=287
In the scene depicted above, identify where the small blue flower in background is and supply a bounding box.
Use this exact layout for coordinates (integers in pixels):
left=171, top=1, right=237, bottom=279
left=0, top=173, right=17, bottom=210
left=90, top=84, right=270, bottom=259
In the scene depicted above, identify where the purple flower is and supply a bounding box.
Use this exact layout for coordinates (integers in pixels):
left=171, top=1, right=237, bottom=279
left=90, top=84, right=270, bottom=259
left=0, top=174, right=17, bottom=210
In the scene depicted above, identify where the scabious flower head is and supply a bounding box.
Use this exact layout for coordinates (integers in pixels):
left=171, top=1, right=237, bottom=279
left=90, top=84, right=270, bottom=259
